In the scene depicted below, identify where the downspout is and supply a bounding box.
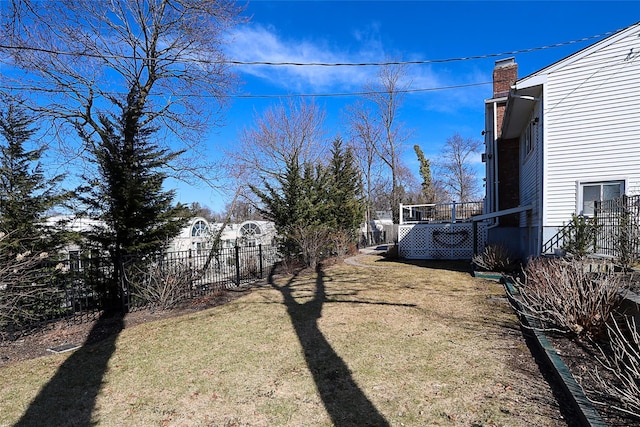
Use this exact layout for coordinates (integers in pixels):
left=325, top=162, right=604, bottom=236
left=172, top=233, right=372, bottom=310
left=490, top=100, right=500, bottom=229
left=537, top=97, right=544, bottom=256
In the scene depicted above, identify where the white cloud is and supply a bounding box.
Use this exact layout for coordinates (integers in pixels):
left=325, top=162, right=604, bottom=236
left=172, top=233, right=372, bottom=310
left=224, top=22, right=493, bottom=120
left=226, top=24, right=381, bottom=93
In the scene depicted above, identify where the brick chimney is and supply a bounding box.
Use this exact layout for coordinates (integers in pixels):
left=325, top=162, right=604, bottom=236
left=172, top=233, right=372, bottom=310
left=493, top=57, right=518, bottom=98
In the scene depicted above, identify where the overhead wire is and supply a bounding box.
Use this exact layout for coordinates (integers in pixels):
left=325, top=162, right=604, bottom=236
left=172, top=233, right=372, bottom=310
left=0, top=28, right=620, bottom=99
left=0, top=28, right=618, bottom=66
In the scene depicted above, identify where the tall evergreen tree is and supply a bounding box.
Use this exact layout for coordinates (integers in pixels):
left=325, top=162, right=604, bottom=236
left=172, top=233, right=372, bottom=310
left=0, top=101, right=69, bottom=252
left=250, top=157, right=308, bottom=258
left=78, top=111, right=188, bottom=308
left=251, top=137, right=365, bottom=265
left=326, top=137, right=365, bottom=235
left=413, top=144, right=435, bottom=203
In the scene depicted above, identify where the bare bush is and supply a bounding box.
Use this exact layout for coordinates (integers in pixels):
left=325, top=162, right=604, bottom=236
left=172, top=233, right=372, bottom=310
left=516, top=257, right=630, bottom=337
left=613, top=206, right=640, bottom=270
left=330, top=230, right=356, bottom=258
left=0, top=238, right=59, bottom=335
left=290, top=225, right=332, bottom=270
left=130, top=262, right=194, bottom=310
left=242, top=254, right=260, bottom=278
left=594, top=316, right=640, bottom=419
left=472, top=244, right=516, bottom=272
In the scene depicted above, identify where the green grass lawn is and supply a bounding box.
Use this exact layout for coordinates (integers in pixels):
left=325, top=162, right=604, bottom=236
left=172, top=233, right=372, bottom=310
left=0, top=256, right=566, bottom=426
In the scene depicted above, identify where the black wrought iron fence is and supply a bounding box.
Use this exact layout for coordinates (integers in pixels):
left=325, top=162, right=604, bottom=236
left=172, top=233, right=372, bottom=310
left=1, top=244, right=279, bottom=338
left=594, top=195, right=640, bottom=260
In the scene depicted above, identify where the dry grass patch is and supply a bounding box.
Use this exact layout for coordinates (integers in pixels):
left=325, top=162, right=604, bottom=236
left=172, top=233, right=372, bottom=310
left=1, top=256, right=565, bottom=426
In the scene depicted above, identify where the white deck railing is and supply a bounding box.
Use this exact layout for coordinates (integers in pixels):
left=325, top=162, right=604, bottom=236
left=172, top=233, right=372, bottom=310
left=399, top=201, right=483, bottom=225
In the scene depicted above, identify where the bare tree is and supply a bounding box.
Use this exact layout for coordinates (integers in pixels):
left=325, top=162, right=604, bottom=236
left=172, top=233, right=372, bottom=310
left=223, top=197, right=263, bottom=223
left=1, top=0, right=244, bottom=185
left=349, top=63, right=412, bottom=223
left=231, top=98, right=327, bottom=188
left=438, top=133, right=481, bottom=202
left=345, top=100, right=385, bottom=239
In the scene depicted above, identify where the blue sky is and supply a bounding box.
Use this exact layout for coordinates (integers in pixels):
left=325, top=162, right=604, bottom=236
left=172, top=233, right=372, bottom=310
left=178, top=0, right=639, bottom=213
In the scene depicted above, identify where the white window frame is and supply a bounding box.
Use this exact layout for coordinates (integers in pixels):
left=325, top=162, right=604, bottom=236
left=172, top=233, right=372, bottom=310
left=521, top=116, right=538, bottom=164
left=576, top=179, right=627, bottom=216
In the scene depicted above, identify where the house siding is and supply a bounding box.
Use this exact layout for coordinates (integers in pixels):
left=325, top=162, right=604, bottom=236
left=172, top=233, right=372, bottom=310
left=543, top=25, right=640, bottom=228
left=518, top=105, right=543, bottom=256
left=519, top=106, right=542, bottom=226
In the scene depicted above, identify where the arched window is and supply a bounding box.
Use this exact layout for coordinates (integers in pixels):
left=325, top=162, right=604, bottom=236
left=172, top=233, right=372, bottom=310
left=191, top=219, right=209, bottom=237
left=239, top=222, right=262, bottom=247
left=239, top=222, right=262, bottom=237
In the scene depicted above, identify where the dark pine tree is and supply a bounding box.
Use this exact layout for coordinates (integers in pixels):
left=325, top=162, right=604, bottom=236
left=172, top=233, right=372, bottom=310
left=326, top=137, right=365, bottom=236
left=78, top=106, right=188, bottom=310
left=251, top=137, right=365, bottom=264
left=250, top=157, right=306, bottom=258
left=413, top=144, right=435, bottom=203
left=0, top=101, right=69, bottom=253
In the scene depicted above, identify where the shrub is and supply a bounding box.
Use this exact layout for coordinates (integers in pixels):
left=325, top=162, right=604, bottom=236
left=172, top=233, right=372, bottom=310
left=472, top=244, right=516, bottom=272
left=594, top=315, right=640, bottom=419
left=385, top=244, right=399, bottom=259
left=562, top=214, right=599, bottom=257
left=0, top=236, right=60, bottom=335
left=329, top=229, right=354, bottom=258
left=516, top=257, right=629, bottom=337
left=130, top=261, right=193, bottom=310
left=290, top=224, right=332, bottom=270
left=612, top=204, right=640, bottom=270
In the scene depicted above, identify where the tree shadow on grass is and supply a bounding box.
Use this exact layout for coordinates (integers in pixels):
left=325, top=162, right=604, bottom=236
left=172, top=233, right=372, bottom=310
left=374, top=257, right=473, bottom=274
left=270, top=264, right=390, bottom=427
left=15, top=312, right=124, bottom=427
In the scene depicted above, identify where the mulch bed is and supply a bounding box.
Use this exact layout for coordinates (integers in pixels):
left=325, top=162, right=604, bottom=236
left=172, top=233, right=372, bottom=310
left=546, top=332, right=638, bottom=426
left=521, top=269, right=640, bottom=426
left=0, top=287, right=250, bottom=367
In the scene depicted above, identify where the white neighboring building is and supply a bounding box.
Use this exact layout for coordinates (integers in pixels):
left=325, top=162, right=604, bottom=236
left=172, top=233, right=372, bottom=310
left=168, top=217, right=277, bottom=253
left=47, top=215, right=278, bottom=257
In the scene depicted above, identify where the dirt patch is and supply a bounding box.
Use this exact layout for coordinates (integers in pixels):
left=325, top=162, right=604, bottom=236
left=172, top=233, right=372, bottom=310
left=547, top=330, right=639, bottom=426
left=0, top=288, right=250, bottom=367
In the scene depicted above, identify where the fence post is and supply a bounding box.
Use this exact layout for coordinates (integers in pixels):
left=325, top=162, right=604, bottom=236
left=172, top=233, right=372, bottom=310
left=473, top=220, right=478, bottom=255
left=188, top=249, right=194, bottom=297
left=119, top=260, right=129, bottom=314
left=259, top=244, right=264, bottom=279
left=451, top=201, right=457, bottom=223
left=593, top=201, right=600, bottom=254
left=235, top=245, right=241, bottom=287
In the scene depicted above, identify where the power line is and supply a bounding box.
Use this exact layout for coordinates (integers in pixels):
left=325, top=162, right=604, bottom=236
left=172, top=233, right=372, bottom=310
left=226, top=30, right=618, bottom=67
left=0, top=80, right=494, bottom=100
left=0, top=28, right=619, bottom=67
left=229, top=81, right=493, bottom=98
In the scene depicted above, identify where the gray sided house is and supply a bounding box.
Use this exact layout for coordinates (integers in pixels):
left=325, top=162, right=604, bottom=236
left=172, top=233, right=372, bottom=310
left=483, top=22, right=640, bottom=260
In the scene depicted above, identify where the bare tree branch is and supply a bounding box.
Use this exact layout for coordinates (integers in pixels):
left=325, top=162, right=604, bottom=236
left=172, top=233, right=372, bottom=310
left=437, top=132, right=481, bottom=202
left=1, top=0, right=245, bottom=187
left=230, top=98, right=327, bottom=189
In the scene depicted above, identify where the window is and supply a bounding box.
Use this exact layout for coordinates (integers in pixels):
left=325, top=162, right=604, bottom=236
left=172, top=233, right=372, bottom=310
left=69, top=251, right=80, bottom=272
left=523, top=121, right=533, bottom=156
left=191, top=220, right=209, bottom=237
left=579, top=180, right=624, bottom=216
left=239, top=222, right=261, bottom=247
left=240, top=222, right=262, bottom=236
